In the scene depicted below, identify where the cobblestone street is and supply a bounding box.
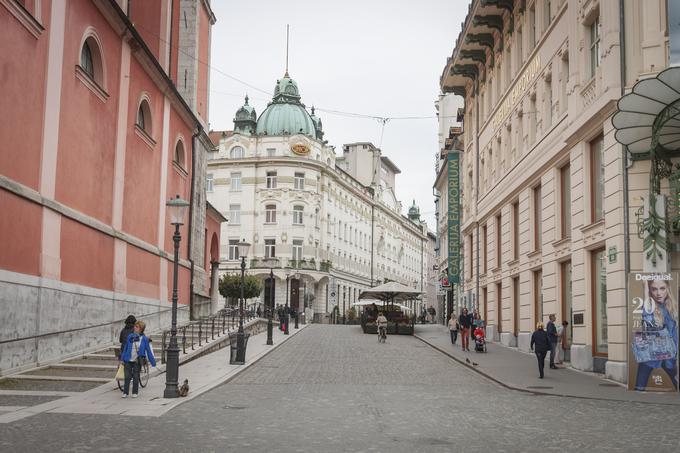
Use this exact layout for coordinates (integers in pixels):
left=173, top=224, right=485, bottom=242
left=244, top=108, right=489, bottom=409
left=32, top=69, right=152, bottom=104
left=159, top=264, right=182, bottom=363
left=2, top=325, right=679, bottom=452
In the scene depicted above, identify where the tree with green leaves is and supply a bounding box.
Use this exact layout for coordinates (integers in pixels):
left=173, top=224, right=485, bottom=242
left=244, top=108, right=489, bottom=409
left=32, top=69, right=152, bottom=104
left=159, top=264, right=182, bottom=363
left=218, top=273, right=263, bottom=307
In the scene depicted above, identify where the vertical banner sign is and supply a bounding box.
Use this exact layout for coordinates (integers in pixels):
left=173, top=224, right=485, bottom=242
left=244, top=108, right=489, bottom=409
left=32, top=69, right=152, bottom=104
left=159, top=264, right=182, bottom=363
left=670, top=0, right=680, bottom=66
left=627, top=272, right=679, bottom=392
left=447, top=152, right=460, bottom=284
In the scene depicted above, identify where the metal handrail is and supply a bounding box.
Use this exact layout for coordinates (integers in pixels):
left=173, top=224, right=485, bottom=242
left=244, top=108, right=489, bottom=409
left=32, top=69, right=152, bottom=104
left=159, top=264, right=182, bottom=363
left=159, top=310, right=258, bottom=364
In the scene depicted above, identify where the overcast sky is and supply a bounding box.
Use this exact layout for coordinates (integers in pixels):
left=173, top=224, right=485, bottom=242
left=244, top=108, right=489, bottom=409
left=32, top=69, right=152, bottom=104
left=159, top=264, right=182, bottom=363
left=208, top=0, right=465, bottom=228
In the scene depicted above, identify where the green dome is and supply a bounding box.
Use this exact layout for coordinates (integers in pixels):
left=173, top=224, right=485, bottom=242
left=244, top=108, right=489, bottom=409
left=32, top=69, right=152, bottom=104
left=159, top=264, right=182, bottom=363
left=256, top=74, right=317, bottom=137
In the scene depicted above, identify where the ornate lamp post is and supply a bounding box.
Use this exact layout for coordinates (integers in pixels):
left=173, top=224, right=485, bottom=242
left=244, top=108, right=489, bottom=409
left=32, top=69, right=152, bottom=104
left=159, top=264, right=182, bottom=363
left=284, top=272, right=291, bottom=335
left=266, top=268, right=274, bottom=345
left=234, top=239, right=251, bottom=364
left=163, top=195, right=190, bottom=399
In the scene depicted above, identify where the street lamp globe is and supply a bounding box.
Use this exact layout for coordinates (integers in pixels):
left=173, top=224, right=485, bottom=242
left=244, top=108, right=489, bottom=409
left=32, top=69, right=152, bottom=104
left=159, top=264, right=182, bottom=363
left=166, top=195, right=190, bottom=225
left=237, top=239, right=251, bottom=259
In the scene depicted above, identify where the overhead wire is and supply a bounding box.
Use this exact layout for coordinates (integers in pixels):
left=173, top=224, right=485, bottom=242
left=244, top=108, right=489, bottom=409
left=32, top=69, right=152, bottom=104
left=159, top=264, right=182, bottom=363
left=130, top=21, right=457, bottom=126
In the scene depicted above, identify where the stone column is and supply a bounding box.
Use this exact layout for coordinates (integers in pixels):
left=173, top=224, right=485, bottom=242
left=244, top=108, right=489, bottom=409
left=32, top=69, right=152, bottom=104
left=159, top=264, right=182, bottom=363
left=210, top=261, right=220, bottom=314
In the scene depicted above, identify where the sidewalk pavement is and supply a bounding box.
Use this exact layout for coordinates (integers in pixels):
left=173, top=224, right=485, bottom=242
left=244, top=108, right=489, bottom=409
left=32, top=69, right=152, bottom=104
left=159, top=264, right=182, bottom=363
left=0, top=323, right=307, bottom=423
left=414, top=324, right=680, bottom=405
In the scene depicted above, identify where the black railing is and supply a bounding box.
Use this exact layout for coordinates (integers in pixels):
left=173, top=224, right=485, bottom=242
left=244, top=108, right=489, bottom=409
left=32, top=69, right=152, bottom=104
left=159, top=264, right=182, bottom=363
left=160, top=309, right=257, bottom=364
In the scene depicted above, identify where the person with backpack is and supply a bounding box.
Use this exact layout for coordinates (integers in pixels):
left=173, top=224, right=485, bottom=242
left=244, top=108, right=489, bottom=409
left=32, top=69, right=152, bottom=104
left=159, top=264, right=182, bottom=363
left=117, top=315, right=136, bottom=360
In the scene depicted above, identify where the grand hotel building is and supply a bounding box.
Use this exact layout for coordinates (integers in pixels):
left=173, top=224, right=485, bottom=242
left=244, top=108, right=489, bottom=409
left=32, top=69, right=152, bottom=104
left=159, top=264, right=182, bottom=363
left=208, top=75, right=435, bottom=322
left=439, top=0, right=671, bottom=382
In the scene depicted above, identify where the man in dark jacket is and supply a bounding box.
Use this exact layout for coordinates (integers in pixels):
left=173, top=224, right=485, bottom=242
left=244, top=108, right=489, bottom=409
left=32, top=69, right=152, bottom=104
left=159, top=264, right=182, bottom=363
left=530, top=322, right=551, bottom=378
left=458, top=308, right=473, bottom=352
left=118, top=315, right=136, bottom=360
left=546, top=314, right=559, bottom=369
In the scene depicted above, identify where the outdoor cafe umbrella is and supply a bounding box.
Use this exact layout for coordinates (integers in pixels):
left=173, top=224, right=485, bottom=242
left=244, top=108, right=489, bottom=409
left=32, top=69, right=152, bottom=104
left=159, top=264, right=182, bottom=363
left=358, top=281, right=422, bottom=311
left=352, top=299, right=413, bottom=312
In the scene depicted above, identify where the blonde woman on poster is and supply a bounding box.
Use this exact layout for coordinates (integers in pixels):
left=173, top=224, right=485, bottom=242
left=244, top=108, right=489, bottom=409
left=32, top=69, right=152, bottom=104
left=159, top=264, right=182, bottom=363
left=633, top=279, right=678, bottom=391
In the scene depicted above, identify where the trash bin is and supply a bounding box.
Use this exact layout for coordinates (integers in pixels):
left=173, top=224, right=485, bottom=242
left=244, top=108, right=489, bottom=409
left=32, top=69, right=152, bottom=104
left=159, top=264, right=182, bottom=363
left=229, top=332, right=250, bottom=365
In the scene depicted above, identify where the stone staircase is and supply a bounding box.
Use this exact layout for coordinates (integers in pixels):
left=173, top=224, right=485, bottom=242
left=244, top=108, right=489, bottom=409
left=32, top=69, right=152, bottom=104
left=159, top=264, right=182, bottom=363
left=0, top=311, right=268, bottom=394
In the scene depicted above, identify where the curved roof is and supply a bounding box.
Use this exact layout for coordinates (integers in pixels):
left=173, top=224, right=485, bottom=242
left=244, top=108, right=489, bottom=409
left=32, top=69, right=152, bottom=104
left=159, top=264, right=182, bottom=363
left=256, top=73, right=318, bottom=137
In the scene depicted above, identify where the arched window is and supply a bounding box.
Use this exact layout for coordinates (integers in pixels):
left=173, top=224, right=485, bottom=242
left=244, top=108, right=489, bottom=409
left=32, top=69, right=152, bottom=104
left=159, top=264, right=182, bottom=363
left=230, top=146, right=244, bottom=159
left=174, top=140, right=186, bottom=170
left=136, top=99, right=152, bottom=135
left=81, top=41, right=94, bottom=78
left=78, top=32, right=106, bottom=89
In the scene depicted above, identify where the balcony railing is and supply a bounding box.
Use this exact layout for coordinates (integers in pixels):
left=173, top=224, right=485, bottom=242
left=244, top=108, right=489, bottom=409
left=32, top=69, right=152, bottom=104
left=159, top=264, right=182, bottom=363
left=248, top=257, right=333, bottom=273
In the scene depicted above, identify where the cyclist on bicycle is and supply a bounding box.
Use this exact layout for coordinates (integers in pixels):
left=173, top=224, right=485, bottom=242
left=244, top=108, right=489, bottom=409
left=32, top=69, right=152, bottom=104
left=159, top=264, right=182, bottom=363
left=376, top=311, right=388, bottom=340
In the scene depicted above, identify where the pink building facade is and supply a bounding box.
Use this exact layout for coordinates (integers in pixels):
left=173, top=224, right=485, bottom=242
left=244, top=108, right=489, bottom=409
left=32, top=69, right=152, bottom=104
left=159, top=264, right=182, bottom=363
left=0, top=0, right=220, bottom=375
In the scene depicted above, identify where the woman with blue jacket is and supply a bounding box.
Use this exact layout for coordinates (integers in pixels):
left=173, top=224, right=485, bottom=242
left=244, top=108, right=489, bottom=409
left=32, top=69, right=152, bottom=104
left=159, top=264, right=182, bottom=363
left=120, top=320, right=156, bottom=398
left=634, top=279, right=678, bottom=391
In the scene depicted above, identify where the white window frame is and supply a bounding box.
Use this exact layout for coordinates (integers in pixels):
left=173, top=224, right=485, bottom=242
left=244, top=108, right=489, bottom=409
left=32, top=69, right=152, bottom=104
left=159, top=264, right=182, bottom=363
left=229, top=204, right=241, bottom=225
left=294, top=172, right=305, bottom=190
left=589, top=16, right=601, bottom=79
left=265, top=204, right=277, bottom=223
left=230, top=146, right=244, bottom=159
left=292, top=239, right=303, bottom=261
left=266, top=171, right=277, bottom=189
left=293, top=206, right=304, bottom=225
left=265, top=239, right=276, bottom=258
left=206, top=173, right=213, bottom=192
left=228, top=239, right=239, bottom=261
left=231, top=172, right=242, bottom=191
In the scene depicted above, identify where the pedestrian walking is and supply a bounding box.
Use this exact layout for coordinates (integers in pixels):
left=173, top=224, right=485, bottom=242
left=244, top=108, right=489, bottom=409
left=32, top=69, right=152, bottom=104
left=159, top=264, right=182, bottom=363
left=546, top=314, right=559, bottom=369
left=429, top=306, right=437, bottom=324
left=256, top=306, right=262, bottom=318
left=448, top=314, right=459, bottom=345
left=556, top=320, right=568, bottom=365
left=120, top=320, right=156, bottom=398
left=530, top=322, right=551, bottom=379
left=458, top=308, right=473, bottom=352
left=117, top=315, right=136, bottom=359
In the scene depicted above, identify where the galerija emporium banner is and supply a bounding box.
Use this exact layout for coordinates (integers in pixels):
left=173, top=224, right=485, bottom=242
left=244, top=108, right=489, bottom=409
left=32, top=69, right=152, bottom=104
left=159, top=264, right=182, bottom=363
left=627, top=273, right=679, bottom=392
left=447, top=152, right=460, bottom=284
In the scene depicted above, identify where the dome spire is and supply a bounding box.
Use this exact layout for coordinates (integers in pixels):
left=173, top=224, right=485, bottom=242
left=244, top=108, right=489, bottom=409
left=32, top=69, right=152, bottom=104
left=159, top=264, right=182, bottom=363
left=285, top=24, right=290, bottom=78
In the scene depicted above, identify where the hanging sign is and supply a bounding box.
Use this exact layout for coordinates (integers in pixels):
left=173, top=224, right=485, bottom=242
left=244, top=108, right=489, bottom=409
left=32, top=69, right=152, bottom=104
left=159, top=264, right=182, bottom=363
left=627, top=272, right=679, bottom=392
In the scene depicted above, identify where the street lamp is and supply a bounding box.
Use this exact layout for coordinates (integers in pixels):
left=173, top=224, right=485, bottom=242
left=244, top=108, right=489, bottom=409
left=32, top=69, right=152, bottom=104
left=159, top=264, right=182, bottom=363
left=284, top=272, right=291, bottom=335
left=163, top=194, right=189, bottom=399
left=232, top=239, right=251, bottom=364
left=266, top=268, right=274, bottom=345
left=295, top=275, right=302, bottom=329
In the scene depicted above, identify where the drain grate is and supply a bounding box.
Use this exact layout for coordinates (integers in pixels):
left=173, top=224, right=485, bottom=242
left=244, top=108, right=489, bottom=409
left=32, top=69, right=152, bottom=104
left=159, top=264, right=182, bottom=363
left=223, top=405, right=247, bottom=410
left=526, top=386, right=554, bottom=389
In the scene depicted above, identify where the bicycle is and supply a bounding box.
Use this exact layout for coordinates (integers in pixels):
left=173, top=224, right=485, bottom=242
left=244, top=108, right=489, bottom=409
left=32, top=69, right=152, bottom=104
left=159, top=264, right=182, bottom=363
left=116, top=357, right=150, bottom=391
left=377, top=325, right=387, bottom=343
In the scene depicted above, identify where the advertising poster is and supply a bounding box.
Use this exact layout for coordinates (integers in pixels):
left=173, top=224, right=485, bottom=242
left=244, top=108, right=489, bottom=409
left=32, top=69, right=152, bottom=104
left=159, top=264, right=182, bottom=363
left=627, top=272, right=679, bottom=392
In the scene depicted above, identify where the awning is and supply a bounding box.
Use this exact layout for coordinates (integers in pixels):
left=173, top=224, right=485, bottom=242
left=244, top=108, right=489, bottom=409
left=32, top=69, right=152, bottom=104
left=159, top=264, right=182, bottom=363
left=612, top=66, right=680, bottom=154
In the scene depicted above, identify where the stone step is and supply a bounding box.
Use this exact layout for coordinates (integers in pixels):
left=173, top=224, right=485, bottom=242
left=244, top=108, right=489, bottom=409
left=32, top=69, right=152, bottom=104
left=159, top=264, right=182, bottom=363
left=49, top=363, right=118, bottom=371
left=22, top=367, right=115, bottom=380
left=66, top=356, right=119, bottom=366
left=9, top=374, right=111, bottom=383
left=0, top=378, right=103, bottom=392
